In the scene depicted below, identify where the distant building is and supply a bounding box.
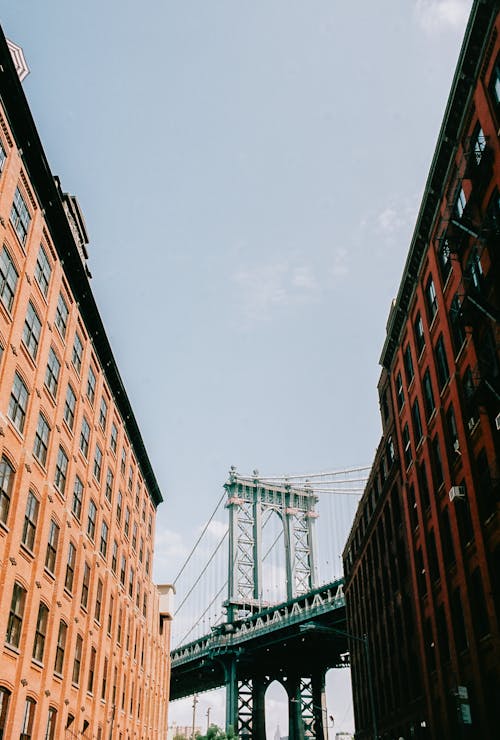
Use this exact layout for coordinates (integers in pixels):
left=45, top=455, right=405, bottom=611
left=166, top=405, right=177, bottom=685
left=0, top=27, right=173, bottom=740
left=168, top=724, right=202, bottom=739
left=344, top=1, right=500, bottom=738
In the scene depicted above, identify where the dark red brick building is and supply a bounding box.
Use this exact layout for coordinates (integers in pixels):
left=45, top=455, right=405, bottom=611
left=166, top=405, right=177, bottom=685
left=343, top=1, right=500, bottom=738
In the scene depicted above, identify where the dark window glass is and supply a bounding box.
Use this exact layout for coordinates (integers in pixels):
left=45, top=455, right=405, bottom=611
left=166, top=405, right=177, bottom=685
left=54, top=621, right=67, bottom=674
left=64, top=542, right=76, bottom=592
left=431, top=434, right=444, bottom=488
left=0, top=687, right=11, bottom=738
left=403, top=345, right=414, bottom=385
left=22, top=491, right=39, bottom=551
left=6, top=581, right=26, bottom=647
left=81, top=561, right=90, bottom=609
left=54, top=447, right=68, bottom=495
left=55, top=294, right=69, bottom=339
left=412, top=399, right=423, bottom=445
left=93, top=444, right=102, bottom=482
left=100, top=521, right=108, bottom=558
left=87, top=647, right=96, bottom=693
left=94, top=579, right=103, bottom=622
left=414, top=312, right=425, bottom=355
left=64, top=384, right=76, bottom=431
left=438, top=237, right=452, bottom=283
left=87, top=499, right=97, bottom=540
left=403, top=423, right=412, bottom=468
left=396, top=371, right=404, bottom=411
left=434, top=335, right=450, bottom=390
left=105, top=468, right=113, bottom=503
left=45, top=347, right=61, bottom=397
left=72, top=476, right=84, bottom=520
left=45, top=520, right=59, bottom=573
left=10, top=187, right=31, bottom=245
left=80, top=417, right=90, bottom=457
left=72, top=332, right=83, bottom=373
left=418, top=460, right=430, bottom=509
left=87, top=366, right=96, bottom=405
left=8, top=372, right=29, bottom=433
left=0, top=246, right=18, bottom=312
left=35, top=245, right=51, bottom=297
left=425, top=276, right=438, bottom=322
left=488, top=52, right=500, bottom=117
left=110, top=423, right=118, bottom=454
left=451, top=589, right=468, bottom=651
left=0, top=457, right=14, bottom=525
left=0, top=140, right=6, bottom=173
left=422, top=369, right=435, bottom=419
left=33, top=602, right=49, bottom=662
left=449, top=294, right=466, bottom=355
left=20, top=696, right=36, bottom=740
left=72, top=635, right=83, bottom=685
left=33, top=413, right=50, bottom=466
left=446, top=404, right=460, bottom=461
left=22, top=302, right=42, bottom=360
left=99, top=397, right=108, bottom=430
left=45, top=707, right=57, bottom=740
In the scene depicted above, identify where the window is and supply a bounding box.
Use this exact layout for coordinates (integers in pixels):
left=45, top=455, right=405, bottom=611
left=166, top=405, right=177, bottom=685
left=452, top=588, right=468, bottom=651
left=64, top=542, right=76, bottom=593
left=8, top=372, right=29, bottom=433
left=414, top=312, right=425, bottom=355
left=54, top=293, right=69, bottom=339
left=435, top=334, right=450, bottom=390
left=121, top=447, right=126, bottom=475
left=93, top=444, right=102, bottom=483
left=33, top=602, right=49, bottom=662
left=117, top=608, right=122, bottom=644
left=87, top=499, right=97, bottom=540
left=20, top=697, right=36, bottom=739
left=120, top=555, right=126, bottom=586
left=87, top=646, right=96, bottom=693
left=54, top=447, right=69, bottom=495
left=438, top=237, right=452, bottom=283
left=99, top=396, right=108, bottom=430
left=81, top=561, right=90, bottom=609
left=465, top=247, right=483, bottom=293
left=145, top=550, right=150, bottom=576
left=107, top=595, right=114, bottom=635
left=110, top=422, right=118, bottom=454
left=425, top=276, right=438, bottom=322
left=71, top=475, right=84, bottom=520
left=471, top=124, right=486, bottom=165
left=143, top=593, right=148, bottom=619
left=102, top=657, right=108, bottom=700
left=395, top=371, right=404, bottom=411
left=45, top=347, right=61, bottom=397
left=0, top=140, right=5, bottom=173
left=0, top=246, right=18, bottom=312
left=129, top=567, right=134, bottom=598
left=6, top=581, right=26, bottom=647
left=54, top=621, right=67, bottom=674
left=412, top=399, right=423, bottom=445
left=422, top=369, right=435, bottom=420
left=10, top=187, right=31, bottom=245
left=431, top=434, right=444, bottom=488
left=111, top=540, right=118, bottom=574
left=22, top=491, right=39, bottom=551
left=63, top=384, right=76, bottom=430
left=403, top=423, right=412, bottom=468
left=45, top=707, right=57, bottom=740
left=446, top=404, right=460, bottom=459
left=0, top=686, right=10, bottom=739
left=22, top=302, right=42, bottom=360
left=94, top=578, right=103, bottom=622
left=35, top=245, right=51, bottom=297
left=403, top=345, right=414, bottom=385
left=454, top=186, right=467, bottom=219
left=45, top=520, right=59, bottom=573
left=418, top=460, right=430, bottom=510
left=148, top=513, right=152, bottom=538
left=124, top=506, right=130, bottom=538
left=489, top=52, right=500, bottom=116
left=33, top=413, right=50, bottom=466
left=132, top=522, right=137, bottom=551
left=0, top=457, right=14, bottom=526
left=80, top=417, right=90, bottom=457
left=87, top=366, right=96, bottom=405
left=139, top=537, right=144, bottom=564
left=72, top=332, right=83, bottom=374
left=449, top=294, right=466, bottom=354
left=116, top=491, right=123, bottom=524
left=72, top=634, right=83, bottom=685
left=105, top=468, right=113, bottom=503
left=128, top=465, right=133, bottom=492
left=470, top=568, right=489, bottom=637
left=100, top=521, right=108, bottom=558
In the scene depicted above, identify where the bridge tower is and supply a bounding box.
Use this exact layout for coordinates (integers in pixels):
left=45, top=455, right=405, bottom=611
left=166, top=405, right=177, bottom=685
left=223, top=468, right=325, bottom=740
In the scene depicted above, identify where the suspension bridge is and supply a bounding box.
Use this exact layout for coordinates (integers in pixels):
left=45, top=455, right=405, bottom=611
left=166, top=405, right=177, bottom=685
left=169, top=465, right=369, bottom=740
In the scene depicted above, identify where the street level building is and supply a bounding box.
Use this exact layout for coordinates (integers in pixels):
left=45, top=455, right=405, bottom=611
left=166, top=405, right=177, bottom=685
left=0, top=27, right=173, bottom=740
left=344, top=1, right=500, bottom=738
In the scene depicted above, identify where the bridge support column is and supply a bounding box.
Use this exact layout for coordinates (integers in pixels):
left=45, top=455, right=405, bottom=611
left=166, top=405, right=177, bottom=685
left=287, top=673, right=328, bottom=740
left=288, top=677, right=305, bottom=740
left=224, top=656, right=238, bottom=734
left=311, top=671, right=328, bottom=740
left=252, top=677, right=267, bottom=740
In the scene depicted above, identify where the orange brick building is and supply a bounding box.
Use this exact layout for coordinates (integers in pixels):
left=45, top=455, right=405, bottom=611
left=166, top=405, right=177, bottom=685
left=0, top=29, right=173, bottom=740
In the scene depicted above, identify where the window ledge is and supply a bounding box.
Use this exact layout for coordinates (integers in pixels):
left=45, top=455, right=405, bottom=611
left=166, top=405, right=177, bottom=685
left=53, top=671, right=63, bottom=681
left=19, top=342, right=37, bottom=369
left=0, top=520, right=9, bottom=536
left=19, top=542, right=35, bottom=561
left=44, top=567, right=56, bottom=581
left=31, top=658, right=44, bottom=670
left=3, top=642, right=21, bottom=655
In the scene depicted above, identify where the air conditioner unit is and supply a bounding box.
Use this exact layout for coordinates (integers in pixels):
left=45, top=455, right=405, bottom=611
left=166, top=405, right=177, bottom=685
left=468, top=417, right=476, bottom=431
left=496, top=412, right=500, bottom=431
left=449, top=486, right=466, bottom=502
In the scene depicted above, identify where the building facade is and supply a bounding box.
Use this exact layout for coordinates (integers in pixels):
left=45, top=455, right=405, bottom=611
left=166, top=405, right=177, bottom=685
left=344, top=1, right=500, bottom=738
left=0, top=28, right=172, bottom=740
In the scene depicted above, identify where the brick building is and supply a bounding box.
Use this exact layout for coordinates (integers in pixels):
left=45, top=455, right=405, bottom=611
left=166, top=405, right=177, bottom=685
left=0, top=27, right=173, bottom=740
left=343, top=1, right=500, bottom=738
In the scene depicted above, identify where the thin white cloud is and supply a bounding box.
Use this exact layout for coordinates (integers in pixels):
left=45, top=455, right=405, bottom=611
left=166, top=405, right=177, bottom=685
left=414, top=0, right=470, bottom=34
left=330, top=247, right=349, bottom=278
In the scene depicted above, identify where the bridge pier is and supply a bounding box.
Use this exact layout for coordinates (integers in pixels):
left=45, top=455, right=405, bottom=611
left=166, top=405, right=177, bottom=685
left=287, top=671, right=328, bottom=740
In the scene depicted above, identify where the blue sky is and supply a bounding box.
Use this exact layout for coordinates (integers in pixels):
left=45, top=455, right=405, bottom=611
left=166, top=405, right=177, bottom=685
left=3, top=0, right=472, bottom=733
